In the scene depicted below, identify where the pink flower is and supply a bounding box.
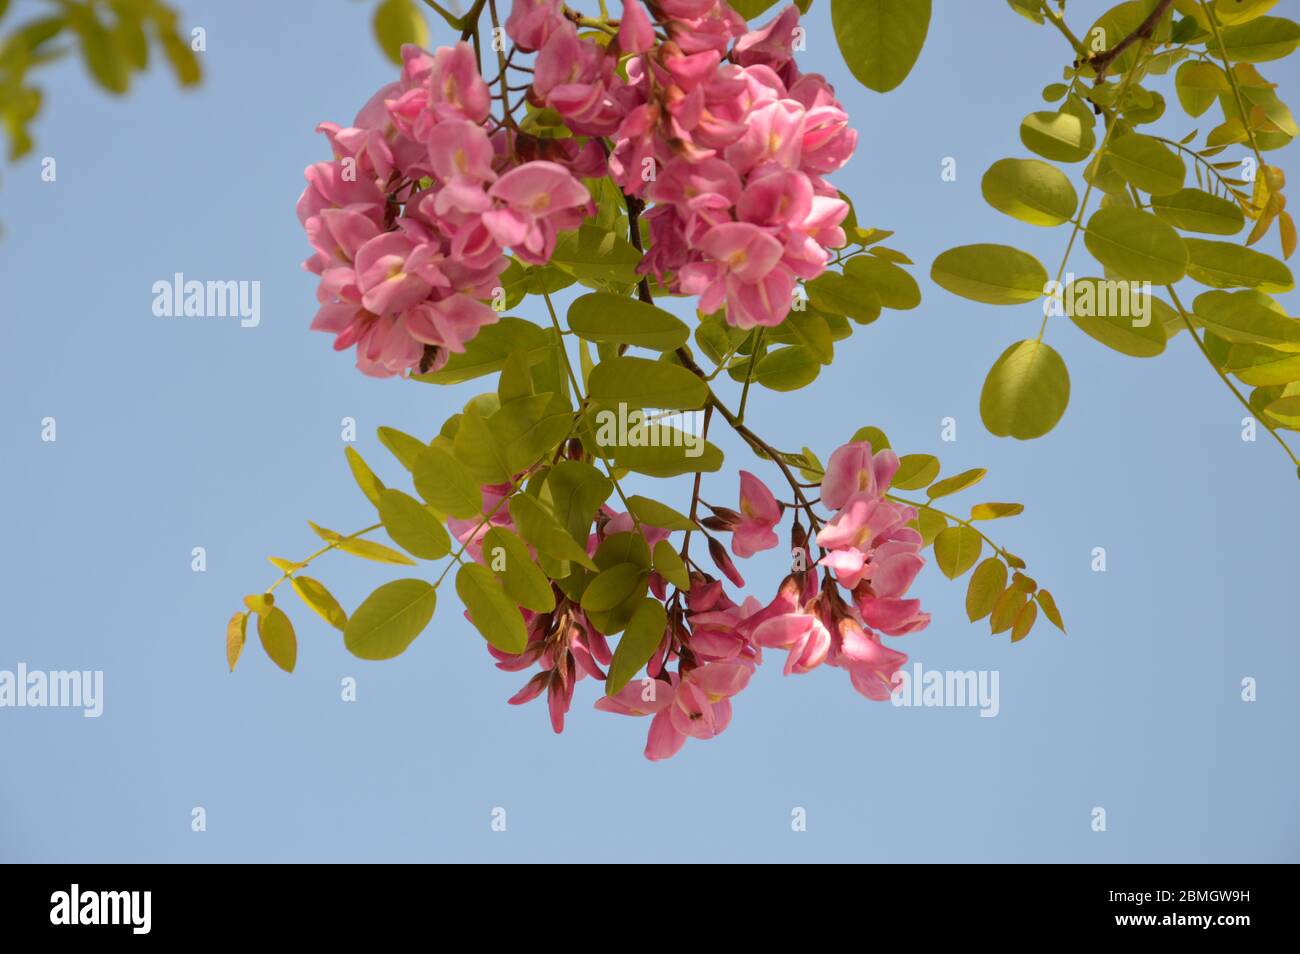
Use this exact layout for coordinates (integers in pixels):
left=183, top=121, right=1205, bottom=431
left=427, top=42, right=492, bottom=123
left=731, top=470, right=781, bottom=557
left=751, top=610, right=831, bottom=675
left=820, top=441, right=901, bottom=511
left=505, top=0, right=566, bottom=52
left=485, top=160, right=595, bottom=264
left=619, top=0, right=655, bottom=55
left=828, top=617, right=909, bottom=701
left=596, top=658, right=755, bottom=760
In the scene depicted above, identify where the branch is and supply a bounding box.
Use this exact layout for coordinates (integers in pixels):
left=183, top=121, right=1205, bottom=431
left=1086, top=0, right=1175, bottom=78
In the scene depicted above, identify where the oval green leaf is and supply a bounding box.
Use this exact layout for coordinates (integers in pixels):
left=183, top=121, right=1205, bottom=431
left=981, top=340, right=1071, bottom=439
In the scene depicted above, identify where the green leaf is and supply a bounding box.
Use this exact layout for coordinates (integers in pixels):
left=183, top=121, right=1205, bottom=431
left=453, top=406, right=512, bottom=484
left=1035, top=589, right=1066, bottom=632
left=509, top=493, right=598, bottom=570
left=981, top=340, right=1071, bottom=439
left=582, top=563, right=649, bottom=614
left=1083, top=207, right=1189, bottom=283
left=927, top=468, right=987, bottom=499
left=412, top=445, right=484, bottom=520
left=336, top=537, right=418, bottom=566
left=830, top=0, right=931, bottom=93
left=652, top=540, right=690, bottom=591
left=1192, top=290, right=1300, bottom=350
left=931, top=244, right=1048, bottom=305
left=290, top=576, right=348, bottom=631
left=753, top=346, right=822, bottom=391
left=550, top=224, right=643, bottom=285
left=970, top=502, right=1025, bottom=520
left=981, top=158, right=1079, bottom=227
left=595, top=532, right=652, bottom=572
left=844, top=256, right=921, bottom=310
left=1150, top=187, right=1245, bottom=234
left=483, top=527, right=555, bottom=613
left=805, top=272, right=882, bottom=324
left=413, top=317, right=550, bottom=385
left=1020, top=110, right=1096, bottom=163
left=851, top=425, right=891, bottom=450
left=345, top=446, right=385, bottom=508
left=892, top=454, right=940, bottom=490
left=377, top=426, right=428, bottom=472
left=730, top=0, right=783, bottom=17
left=372, top=0, right=429, bottom=66
left=610, top=426, right=724, bottom=477
left=934, top=526, right=983, bottom=579
left=915, top=506, right=946, bottom=546
left=1063, top=277, right=1170, bottom=357
left=1175, top=60, right=1228, bottom=116
left=543, top=461, right=612, bottom=541
left=626, top=495, right=696, bottom=531
left=258, top=607, right=297, bottom=673
left=1105, top=131, right=1186, bottom=196
left=568, top=293, right=690, bottom=351
left=1183, top=239, right=1294, bottom=291
left=773, top=309, right=835, bottom=363
left=72, top=14, right=129, bottom=94
left=588, top=356, right=707, bottom=410
left=606, top=597, right=667, bottom=696
left=456, top=564, right=527, bottom=654
left=345, top=579, right=437, bottom=660
left=966, top=558, right=1007, bottom=622
left=378, top=489, right=451, bottom=560
left=491, top=392, right=574, bottom=473
left=1215, top=16, right=1300, bottom=62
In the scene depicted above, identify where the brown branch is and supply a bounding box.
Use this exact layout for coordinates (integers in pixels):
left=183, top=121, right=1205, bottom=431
left=1086, top=0, right=1174, bottom=78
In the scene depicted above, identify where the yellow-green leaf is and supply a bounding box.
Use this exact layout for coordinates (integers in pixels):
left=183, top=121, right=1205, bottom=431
left=1084, top=206, right=1189, bottom=283
left=344, top=579, right=437, bottom=660
left=484, top=527, right=555, bottom=613
left=373, top=0, right=429, bottom=66
left=981, top=340, right=1071, bottom=439
left=378, top=488, right=451, bottom=560
left=934, top=526, right=983, bottom=579
left=1036, top=589, right=1066, bottom=632
left=226, top=611, right=247, bottom=672
left=981, top=157, right=1079, bottom=227
left=965, top=558, right=1007, bottom=622
left=927, top=468, right=986, bottom=500
left=970, top=502, right=1024, bottom=520
left=606, top=597, right=667, bottom=696
left=258, top=607, right=297, bottom=673
left=290, top=576, right=348, bottom=631
left=830, top=0, right=931, bottom=93
left=931, top=244, right=1048, bottom=305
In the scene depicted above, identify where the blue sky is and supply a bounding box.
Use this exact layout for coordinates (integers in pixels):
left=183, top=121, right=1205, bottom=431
left=1, top=0, right=1297, bottom=862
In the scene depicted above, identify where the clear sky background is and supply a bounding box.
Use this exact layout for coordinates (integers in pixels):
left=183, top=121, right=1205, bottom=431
left=2, top=0, right=1297, bottom=862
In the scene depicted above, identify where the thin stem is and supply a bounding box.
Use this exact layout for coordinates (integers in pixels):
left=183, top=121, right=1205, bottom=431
left=885, top=495, right=1014, bottom=562
left=540, top=290, right=644, bottom=529
left=266, top=522, right=383, bottom=593
left=1038, top=37, right=1148, bottom=341
left=737, top=328, right=764, bottom=423
left=418, top=0, right=461, bottom=23
left=679, top=405, right=714, bottom=562
left=460, top=0, right=489, bottom=41
left=1199, top=0, right=1267, bottom=173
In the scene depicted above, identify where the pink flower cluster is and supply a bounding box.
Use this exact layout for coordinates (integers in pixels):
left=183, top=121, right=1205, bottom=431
left=470, top=441, right=929, bottom=760
left=297, top=42, right=595, bottom=377
left=612, top=3, right=857, bottom=328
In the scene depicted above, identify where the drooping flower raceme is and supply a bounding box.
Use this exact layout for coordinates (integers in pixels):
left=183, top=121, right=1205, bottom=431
left=275, top=3, right=944, bottom=763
